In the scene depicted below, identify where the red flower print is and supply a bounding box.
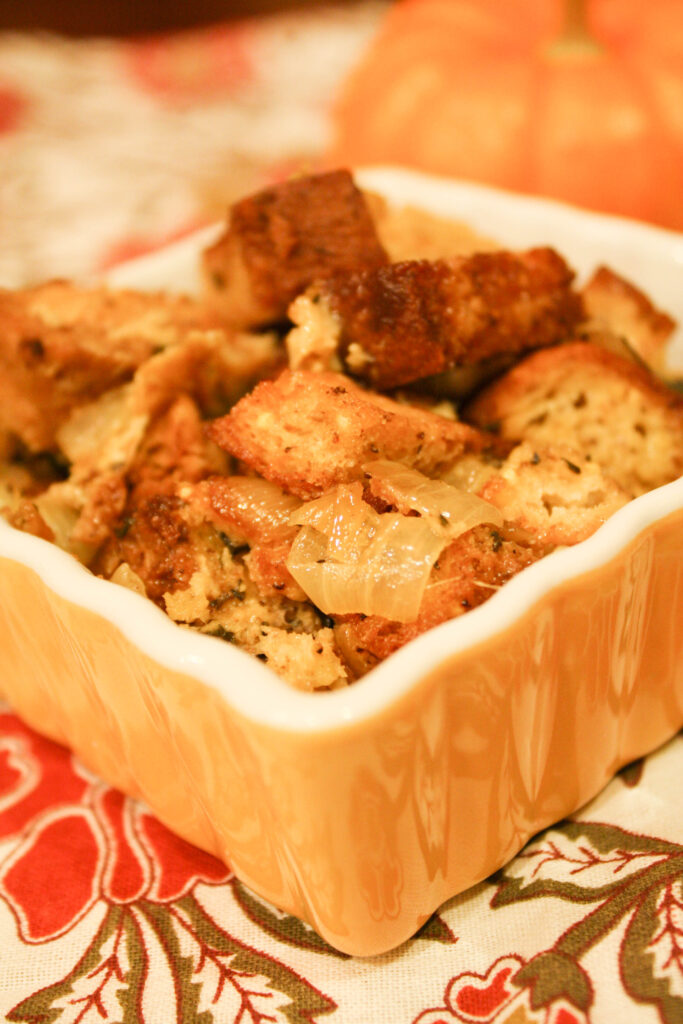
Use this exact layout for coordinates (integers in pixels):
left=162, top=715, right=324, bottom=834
left=0, top=715, right=89, bottom=838
left=97, top=218, right=206, bottom=271
left=123, top=24, right=254, bottom=102
left=1, top=807, right=103, bottom=941
left=0, top=712, right=229, bottom=943
left=0, top=84, right=27, bottom=133
left=0, top=709, right=337, bottom=1023
left=412, top=954, right=592, bottom=1024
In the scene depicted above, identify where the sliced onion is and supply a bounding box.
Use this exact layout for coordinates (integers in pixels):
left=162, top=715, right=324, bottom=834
left=209, top=476, right=301, bottom=541
left=363, top=460, right=503, bottom=537
left=286, top=483, right=445, bottom=622
left=290, top=483, right=371, bottom=561
left=109, top=562, right=147, bottom=596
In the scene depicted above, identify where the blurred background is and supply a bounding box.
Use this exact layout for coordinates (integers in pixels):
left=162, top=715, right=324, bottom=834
left=1, top=0, right=681, bottom=287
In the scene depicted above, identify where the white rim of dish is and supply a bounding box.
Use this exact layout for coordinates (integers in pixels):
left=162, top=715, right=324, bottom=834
left=3, top=167, right=682, bottom=735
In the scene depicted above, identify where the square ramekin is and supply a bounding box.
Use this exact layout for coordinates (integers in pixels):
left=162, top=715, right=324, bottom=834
left=1, top=168, right=682, bottom=956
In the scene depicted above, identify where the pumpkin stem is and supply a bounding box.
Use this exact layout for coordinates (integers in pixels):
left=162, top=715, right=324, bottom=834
left=544, top=0, right=604, bottom=59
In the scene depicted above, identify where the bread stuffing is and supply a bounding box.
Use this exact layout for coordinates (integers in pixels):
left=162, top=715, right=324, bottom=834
left=2, top=170, right=680, bottom=690
left=287, top=247, right=583, bottom=389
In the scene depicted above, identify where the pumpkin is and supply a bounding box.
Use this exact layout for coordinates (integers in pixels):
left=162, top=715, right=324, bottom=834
left=329, top=0, right=683, bottom=230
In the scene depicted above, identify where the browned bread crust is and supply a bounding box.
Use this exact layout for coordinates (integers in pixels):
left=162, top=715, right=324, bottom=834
left=92, top=395, right=228, bottom=594
left=364, top=191, right=499, bottom=262
left=465, top=341, right=683, bottom=496
left=478, top=442, right=630, bottom=546
left=207, top=369, right=495, bottom=499
left=202, top=170, right=388, bottom=328
left=304, top=248, right=582, bottom=390
left=581, top=265, right=676, bottom=374
left=69, top=392, right=221, bottom=551
left=97, top=491, right=199, bottom=603
left=191, top=475, right=304, bottom=601
left=5, top=500, right=55, bottom=541
left=0, top=281, right=222, bottom=452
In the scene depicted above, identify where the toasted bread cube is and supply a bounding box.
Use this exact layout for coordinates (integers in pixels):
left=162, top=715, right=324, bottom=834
left=189, top=475, right=304, bottom=601
left=39, top=391, right=228, bottom=558
left=0, top=280, right=253, bottom=452
left=36, top=325, right=243, bottom=555
left=199, top=618, right=348, bottom=691
left=97, top=421, right=307, bottom=608
left=287, top=248, right=582, bottom=390
left=581, top=266, right=676, bottom=375
left=127, top=395, right=228, bottom=502
left=478, top=442, right=630, bottom=546
left=202, top=170, right=388, bottom=328
left=5, top=500, right=55, bottom=542
left=95, top=490, right=202, bottom=602
left=208, top=370, right=495, bottom=500
left=364, top=190, right=499, bottom=262
left=242, top=541, right=308, bottom=602
left=244, top=627, right=348, bottom=691
left=465, top=342, right=683, bottom=496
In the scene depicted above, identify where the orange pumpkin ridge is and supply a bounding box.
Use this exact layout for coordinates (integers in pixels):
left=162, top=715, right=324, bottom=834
left=329, top=0, right=683, bottom=230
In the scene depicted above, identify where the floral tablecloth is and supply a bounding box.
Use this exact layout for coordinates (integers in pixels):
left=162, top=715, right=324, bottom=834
left=0, top=6, right=682, bottom=1022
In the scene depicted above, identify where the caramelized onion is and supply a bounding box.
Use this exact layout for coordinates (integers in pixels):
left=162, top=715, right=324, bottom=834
left=363, top=460, right=503, bottom=537
left=209, top=476, right=301, bottom=542
left=287, top=483, right=444, bottom=622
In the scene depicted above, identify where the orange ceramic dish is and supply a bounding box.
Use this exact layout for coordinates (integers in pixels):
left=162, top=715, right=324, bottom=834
left=1, top=169, right=682, bottom=957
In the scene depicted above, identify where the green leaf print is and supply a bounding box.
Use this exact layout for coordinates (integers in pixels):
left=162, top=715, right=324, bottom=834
left=231, top=878, right=456, bottom=957
left=620, top=882, right=683, bottom=1024
left=489, top=818, right=683, bottom=1022
left=117, top=909, right=151, bottom=1024
left=138, top=901, right=213, bottom=1024
left=413, top=912, right=457, bottom=945
left=514, top=950, right=593, bottom=1013
left=175, top=893, right=337, bottom=1024
left=492, top=820, right=682, bottom=907
left=8, top=905, right=124, bottom=1024
left=617, top=758, right=645, bottom=788
left=230, top=878, right=349, bottom=958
